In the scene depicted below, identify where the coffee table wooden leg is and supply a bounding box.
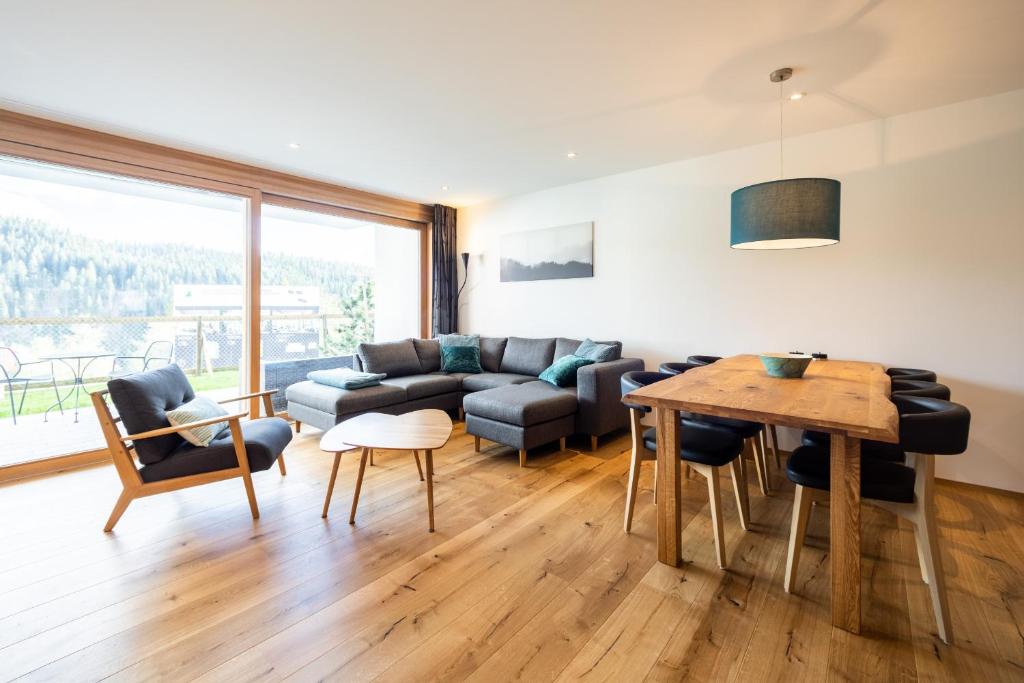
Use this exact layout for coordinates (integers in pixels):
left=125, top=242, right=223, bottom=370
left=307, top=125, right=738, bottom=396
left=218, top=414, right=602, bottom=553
left=831, top=433, right=862, bottom=633
left=655, top=406, right=682, bottom=566
left=349, top=447, right=370, bottom=524
left=413, top=449, right=425, bottom=481
left=425, top=449, right=435, bottom=532
left=322, top=451, right=343, bottom=518
left=369, top=448, right=374, bottom=466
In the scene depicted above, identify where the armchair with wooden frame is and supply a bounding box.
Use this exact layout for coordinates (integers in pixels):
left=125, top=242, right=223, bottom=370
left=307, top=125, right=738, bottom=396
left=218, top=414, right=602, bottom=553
left=91, top=363, right=293, bottom=532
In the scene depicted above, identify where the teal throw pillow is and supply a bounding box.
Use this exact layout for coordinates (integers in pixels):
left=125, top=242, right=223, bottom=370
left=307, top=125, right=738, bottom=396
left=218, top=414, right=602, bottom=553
left=441, top=345, right=482, bottom=373
left=539, top=354, right=594, bottom=387
left=575, top=338, right=618, bottom=363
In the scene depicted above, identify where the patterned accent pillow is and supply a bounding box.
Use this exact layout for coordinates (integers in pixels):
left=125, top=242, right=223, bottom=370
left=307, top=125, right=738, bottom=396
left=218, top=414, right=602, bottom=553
left=575, top=338, right=618, bottom=363
left=165, top=396, right=230, bottom=447
left=438, top=333, right=480, bottom=349
left=441, top=344, right=483, bottom=374
left=539, top=354, right=595, bottom=387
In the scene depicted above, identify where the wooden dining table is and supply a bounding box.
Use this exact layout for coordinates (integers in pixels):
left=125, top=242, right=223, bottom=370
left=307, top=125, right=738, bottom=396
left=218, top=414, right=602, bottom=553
left=624, top=354, right=898, bottom=634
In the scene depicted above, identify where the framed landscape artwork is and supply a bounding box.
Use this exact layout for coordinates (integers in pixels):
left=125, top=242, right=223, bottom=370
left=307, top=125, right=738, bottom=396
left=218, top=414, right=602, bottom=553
left=499, top=221, right=594, bottom=282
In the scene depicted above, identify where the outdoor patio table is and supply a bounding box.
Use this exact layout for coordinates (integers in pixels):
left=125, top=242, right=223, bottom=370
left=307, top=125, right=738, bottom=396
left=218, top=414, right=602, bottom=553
left=42, top=352, right=115, bottom=423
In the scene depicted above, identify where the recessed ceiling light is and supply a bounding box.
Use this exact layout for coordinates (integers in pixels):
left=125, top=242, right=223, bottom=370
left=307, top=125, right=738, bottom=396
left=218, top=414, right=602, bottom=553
left=566, top=151, right=577, bottom=159
left=441, top=185, right=449, bottom=191
left=288, top=142, right=301, bottom=149
left=789, top=92, right=805, bottom=101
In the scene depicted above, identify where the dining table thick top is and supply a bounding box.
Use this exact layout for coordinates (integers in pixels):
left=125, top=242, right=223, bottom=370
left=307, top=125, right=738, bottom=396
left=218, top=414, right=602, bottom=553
left=624, top=354, right=899, bottom=443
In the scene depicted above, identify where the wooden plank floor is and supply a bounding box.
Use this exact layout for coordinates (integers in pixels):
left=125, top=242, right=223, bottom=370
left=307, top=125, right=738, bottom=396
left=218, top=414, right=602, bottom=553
left=0, top=423, right=1021, bottom=682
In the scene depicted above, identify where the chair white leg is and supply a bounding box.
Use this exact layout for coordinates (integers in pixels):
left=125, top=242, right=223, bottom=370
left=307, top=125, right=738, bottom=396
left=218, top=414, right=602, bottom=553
left=624, top=409, right=646, bottom=532
left=704, top=466, right=726, bottom=568
left=768, top=424, right=781, bottom=468
left=784, top=484, right=814, bottom=593
left=748, top=437, right=769, bottom=496
left=729, top=457, right=750, bottom=530
left=624, top=445, right=643, bottom=533
left=757, top=431, right=772, bottom=492
left=913, top=454, right=953, bottom=643
left=913, top=522, right=931, bottom=585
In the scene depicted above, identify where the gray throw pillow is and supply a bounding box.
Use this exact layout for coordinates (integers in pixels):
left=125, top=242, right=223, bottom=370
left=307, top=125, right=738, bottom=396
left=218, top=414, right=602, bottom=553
left=576, top=338, right=618, bottom=363
left=356, top=339, right=423, bottom=377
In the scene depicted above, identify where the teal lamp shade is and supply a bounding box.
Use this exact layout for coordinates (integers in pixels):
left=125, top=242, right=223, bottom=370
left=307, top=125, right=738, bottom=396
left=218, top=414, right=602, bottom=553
left=731, top=178, right=840, bottom=249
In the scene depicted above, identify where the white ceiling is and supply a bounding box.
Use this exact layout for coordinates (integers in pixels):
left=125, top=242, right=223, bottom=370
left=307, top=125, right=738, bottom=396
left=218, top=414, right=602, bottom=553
left=1, top=0, right=1022, bottom=207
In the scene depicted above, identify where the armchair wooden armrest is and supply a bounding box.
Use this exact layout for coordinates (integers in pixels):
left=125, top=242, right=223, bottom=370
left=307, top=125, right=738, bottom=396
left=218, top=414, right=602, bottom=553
left=217, top=389, right=277, bottom=404
left=121, top=411, right=248, bottom=443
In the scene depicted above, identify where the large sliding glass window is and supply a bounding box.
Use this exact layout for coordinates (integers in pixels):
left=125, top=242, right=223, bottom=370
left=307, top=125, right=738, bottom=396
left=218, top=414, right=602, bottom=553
left=0, top=157, right=247, bottom=466
left=260, top=203, right=421, bottom=410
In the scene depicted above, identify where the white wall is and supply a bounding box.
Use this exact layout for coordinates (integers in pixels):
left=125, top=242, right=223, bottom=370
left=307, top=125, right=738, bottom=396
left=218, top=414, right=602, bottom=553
left=458, top=89, right=1024, bottom=493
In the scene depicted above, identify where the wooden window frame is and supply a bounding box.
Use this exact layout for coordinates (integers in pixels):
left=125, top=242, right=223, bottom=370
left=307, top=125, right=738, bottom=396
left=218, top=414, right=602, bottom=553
left=0, top=108, right=433, bottom=480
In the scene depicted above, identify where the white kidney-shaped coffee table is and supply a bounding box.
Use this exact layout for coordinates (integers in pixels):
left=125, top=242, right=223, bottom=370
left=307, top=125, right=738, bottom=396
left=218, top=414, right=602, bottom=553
left=319, top=409, right=454, bottom=532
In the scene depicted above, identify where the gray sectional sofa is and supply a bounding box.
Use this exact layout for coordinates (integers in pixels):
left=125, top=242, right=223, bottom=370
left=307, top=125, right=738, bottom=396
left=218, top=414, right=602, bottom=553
left=285, top=336, right=643, bottom=464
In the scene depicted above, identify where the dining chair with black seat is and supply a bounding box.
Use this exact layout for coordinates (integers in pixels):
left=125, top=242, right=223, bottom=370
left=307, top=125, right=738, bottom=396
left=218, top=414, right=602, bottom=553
left=0, top=346, right=64, bottom=425
left=621, top=370, right=750, bottom=568
left=659, top=359, right=773, bottom=494
left=886, top=367, right=938, bottom=382
left=91, top=363, right=292, bottom=532
left=783, top=394, right=970, bottom=643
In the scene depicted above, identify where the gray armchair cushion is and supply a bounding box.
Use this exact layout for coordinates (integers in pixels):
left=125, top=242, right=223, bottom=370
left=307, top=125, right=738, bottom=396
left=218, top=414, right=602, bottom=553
left=461, top=372, right=536, bottom=392
left=479, top=337, right=508, bottom=373
left=285, top=380, right=406, bottom=414
left=381, top=374, right=459, bottom=400
left=107, top=363, right=195, bottom=465
left=499, top=337, right=556, bottom=376
left=412, top=339, right=441, bottom=373
left=463, top=381, right=577, bottom=426
left=357, top=339, right=423, bottom=377
left=138, top=416, right=292, bottom=483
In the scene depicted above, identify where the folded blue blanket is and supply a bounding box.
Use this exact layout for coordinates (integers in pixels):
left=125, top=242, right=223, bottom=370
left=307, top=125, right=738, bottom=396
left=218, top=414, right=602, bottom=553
left=307, top=367, right=386, bottom=390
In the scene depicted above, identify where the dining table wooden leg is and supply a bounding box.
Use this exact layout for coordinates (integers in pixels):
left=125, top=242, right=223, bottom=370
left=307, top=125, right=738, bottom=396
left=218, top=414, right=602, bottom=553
left=655, top=406, right=682, bottom=566
left=830, top=433, right=862, bottom=633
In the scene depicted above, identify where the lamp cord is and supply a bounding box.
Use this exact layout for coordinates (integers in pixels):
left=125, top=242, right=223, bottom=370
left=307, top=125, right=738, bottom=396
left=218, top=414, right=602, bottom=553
left=779, top=81, right=784, bottom=179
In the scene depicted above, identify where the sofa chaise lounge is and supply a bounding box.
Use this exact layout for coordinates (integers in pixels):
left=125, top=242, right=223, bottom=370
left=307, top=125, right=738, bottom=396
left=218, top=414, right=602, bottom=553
left=285, top=336, right=643, bottom=464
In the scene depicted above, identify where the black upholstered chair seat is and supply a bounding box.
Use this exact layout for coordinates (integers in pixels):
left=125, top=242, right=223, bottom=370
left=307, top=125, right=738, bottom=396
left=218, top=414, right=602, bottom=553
left=886, top=367, right=938, bottom=383
left=800, top=430, right=905, bottom=462
left=139, top=417, right=292, bottom=483
left=642, top=422, right=744, bottom=467
left=658, top=361, right=699, bottom=376
left=891, top=379, right=951, bottom=400
left=686, top=355, right=722, bottom=366
left=786, top=445, right=916, bottom=503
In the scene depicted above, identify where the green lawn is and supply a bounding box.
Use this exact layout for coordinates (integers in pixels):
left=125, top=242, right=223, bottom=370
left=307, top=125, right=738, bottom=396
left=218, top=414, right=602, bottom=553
left=0, top=369, right=242, bottom=419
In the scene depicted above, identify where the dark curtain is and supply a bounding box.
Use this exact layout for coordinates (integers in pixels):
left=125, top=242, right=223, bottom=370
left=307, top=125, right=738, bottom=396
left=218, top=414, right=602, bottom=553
left=431, top=204, right=458, bottom=336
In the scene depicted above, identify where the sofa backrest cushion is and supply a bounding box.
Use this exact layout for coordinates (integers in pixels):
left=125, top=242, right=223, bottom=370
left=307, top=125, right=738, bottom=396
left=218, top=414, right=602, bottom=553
left=480, top=336, right=508, bottom=373
left=357, top=339, right=423, bottom=377
left=500, top=337, right=556, bottom=376
left=413, top=338, right=442, bottom=373
left=108, top=363, right=195, bottom=465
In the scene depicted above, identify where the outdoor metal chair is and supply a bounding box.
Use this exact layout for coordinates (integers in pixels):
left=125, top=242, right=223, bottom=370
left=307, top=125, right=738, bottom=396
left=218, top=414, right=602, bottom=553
left=0, top=347, right=64, bottom=425
left=110, top=340, right=173, bottom=378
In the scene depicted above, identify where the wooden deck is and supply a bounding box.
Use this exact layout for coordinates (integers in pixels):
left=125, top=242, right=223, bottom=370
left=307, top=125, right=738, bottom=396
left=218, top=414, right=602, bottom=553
left=0, top=424, right=1021, bottom=681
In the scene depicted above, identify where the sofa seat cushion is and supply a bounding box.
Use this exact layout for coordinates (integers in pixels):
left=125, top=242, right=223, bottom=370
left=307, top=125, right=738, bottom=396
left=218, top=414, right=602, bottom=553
left=380, top=374, right=459, bottom=400
left=463, top=380, right=577, bottom=427
left=285, top=380, right=406, bottom=415
left=499, top=337, right=556, bottom=376
left=357, top=339, right=423, bottom=377
left=461, top=373, right=537, bottom=392
left=139, top=417, right=292, bottom=483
